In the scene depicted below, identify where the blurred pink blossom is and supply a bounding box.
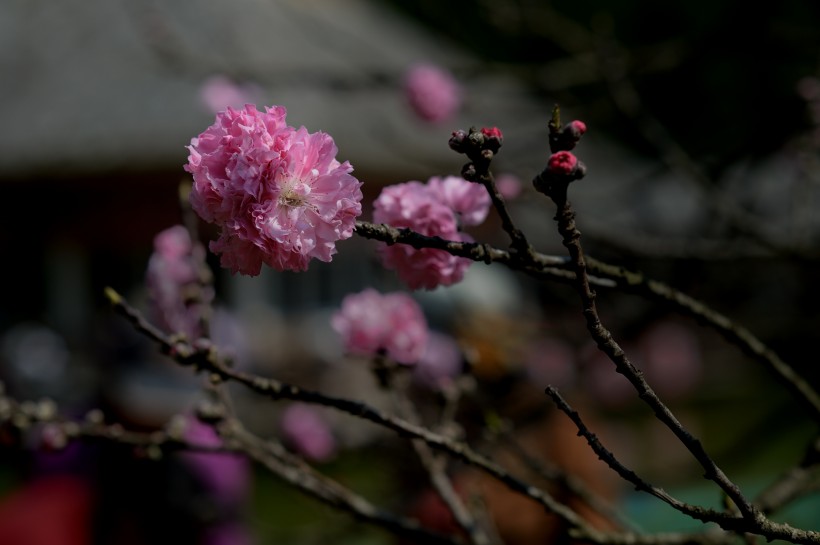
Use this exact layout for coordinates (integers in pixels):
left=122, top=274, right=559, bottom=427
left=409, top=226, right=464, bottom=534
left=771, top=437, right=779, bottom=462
left=373, top=181, right=472, bottom=290
left=202, top=522, right=253, bottom=545
left=494, top=173, right=523, bottom=200
left=280, top=403, right=336, bottom=462
left=638, top=321, right=702, bottom=400
left=582, top=344, right=636, bottom=408
left=524, top=338, right=576, bottom=390
left=181, top=416, right=251, bottom=506
left=199, top=75, right=262, bottom=114
left=413, top=331, right=462, bottom=389
left=179, top=416, right=255, bottom=545
left=427, top=176, right=490, bottom=226
left=331, top=288, right=428, bottom=365
left=146, top=225, right=212, bottom=339
left=185, top=105, right=363, bottom=275
left=404, top=63, right=462, bottom=123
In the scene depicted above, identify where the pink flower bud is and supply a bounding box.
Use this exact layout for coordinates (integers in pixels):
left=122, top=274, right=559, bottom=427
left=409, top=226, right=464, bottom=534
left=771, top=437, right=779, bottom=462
left=547, top=151, right=578, bottom=175
left=569, top=120, right=587, bottom=136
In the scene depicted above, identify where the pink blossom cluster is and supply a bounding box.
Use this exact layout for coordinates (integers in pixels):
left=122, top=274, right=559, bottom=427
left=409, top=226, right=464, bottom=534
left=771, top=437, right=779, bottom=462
left=331, top=288, right=429, bottom=365
left=185, top=105, right=363, bottom=275
left=373, top=176, right=490, bottom=290
left=145, top=225, right=213, bottom=339
left=404, top=63, right=462, bottom=124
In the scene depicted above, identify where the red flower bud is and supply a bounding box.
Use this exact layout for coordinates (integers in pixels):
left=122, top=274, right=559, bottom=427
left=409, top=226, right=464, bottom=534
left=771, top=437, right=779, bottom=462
left=569, top=120, right=587, bottom=136
left=480, top=127, right=503, bottom=140
left=547, top=151, right=578, bottom=175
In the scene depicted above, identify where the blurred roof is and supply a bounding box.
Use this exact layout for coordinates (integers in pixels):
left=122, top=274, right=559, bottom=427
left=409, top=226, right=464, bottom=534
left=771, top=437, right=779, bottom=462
left=3, top=0, right=818, bottom=252
left=0, top=0, right=556, bottom=180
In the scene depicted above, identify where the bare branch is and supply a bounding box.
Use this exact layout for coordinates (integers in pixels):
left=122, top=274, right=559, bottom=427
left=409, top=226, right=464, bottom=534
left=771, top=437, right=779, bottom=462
left=353, top=222, right=820, bottom=423
left=223, top=420, right=465, bottom=545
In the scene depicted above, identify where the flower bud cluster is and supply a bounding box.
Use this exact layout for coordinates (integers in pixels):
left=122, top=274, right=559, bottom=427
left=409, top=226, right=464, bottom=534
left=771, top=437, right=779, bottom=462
left=449, top=126, right=504, bottom=184
left=533, top=115, right=588, bottom=196
left=549, top=120, right=587, bottom=153
left=449, top=126, right=503, bottom=158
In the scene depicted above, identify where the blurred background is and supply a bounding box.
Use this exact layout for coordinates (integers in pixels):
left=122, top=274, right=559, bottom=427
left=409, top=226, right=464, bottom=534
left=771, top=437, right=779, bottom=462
left=1, top=0, right=820, bottom=543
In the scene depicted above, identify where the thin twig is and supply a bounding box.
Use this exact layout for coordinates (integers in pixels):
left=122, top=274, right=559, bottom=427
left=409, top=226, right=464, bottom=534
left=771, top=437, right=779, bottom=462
left=500, top=426, right=641, bottom=532
left=223, top=420, right=465, bottom=545
left=545, top=183, right=756, bottom=516
left=541, top=183, right=820, bottom=544
left=545, top=386, right=725, bottom=521
left=584, top=256, right=820, bottom=422
left=104, top=288, right=820, bottom=544
left=103, top=287, right=658, bottom=543
left=753, top=437, right=820, bottom=516
left=386, top=367, right=495, bottom=545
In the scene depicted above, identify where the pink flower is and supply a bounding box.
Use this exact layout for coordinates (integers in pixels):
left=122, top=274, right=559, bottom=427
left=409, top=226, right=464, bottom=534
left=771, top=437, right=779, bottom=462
left=639, top=321, right=702, bottom=400
left=426, top=176, right=490, bottom=226
left=404, top=63, right=462, bottom=123
left=373, top=181, right=472, bottom=290
left=331, top=288, right=428, bottom=365
left=281, top=404, right=336, bottom=462
left=524, top=338, right=576, bottom=390
left=146, top=225, right=213, bottom=339
left=185, top=105, right=363, bottom=275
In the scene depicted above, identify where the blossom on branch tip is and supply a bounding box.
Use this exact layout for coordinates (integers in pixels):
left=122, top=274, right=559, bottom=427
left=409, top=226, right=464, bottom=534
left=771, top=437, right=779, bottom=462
left=184, top=105, right=363, bottom=276
left=373, top=180, right=474, bottom=290
left=404, top=63, right=462, bottom=124
left=331, top=288, right=429, bottom=365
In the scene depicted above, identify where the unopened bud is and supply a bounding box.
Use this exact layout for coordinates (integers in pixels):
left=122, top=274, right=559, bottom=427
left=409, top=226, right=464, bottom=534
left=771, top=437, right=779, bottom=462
left=480, top=126, right=503, bottom=153
left=461, top=162, right=478, bottom=182
left=549, top=118, right=588, bottom=152
left=568, top=120, right=587, bottom=137
left=448, top=129, right=468, bottom=153
left=468, top=130, right=485, bottom=148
